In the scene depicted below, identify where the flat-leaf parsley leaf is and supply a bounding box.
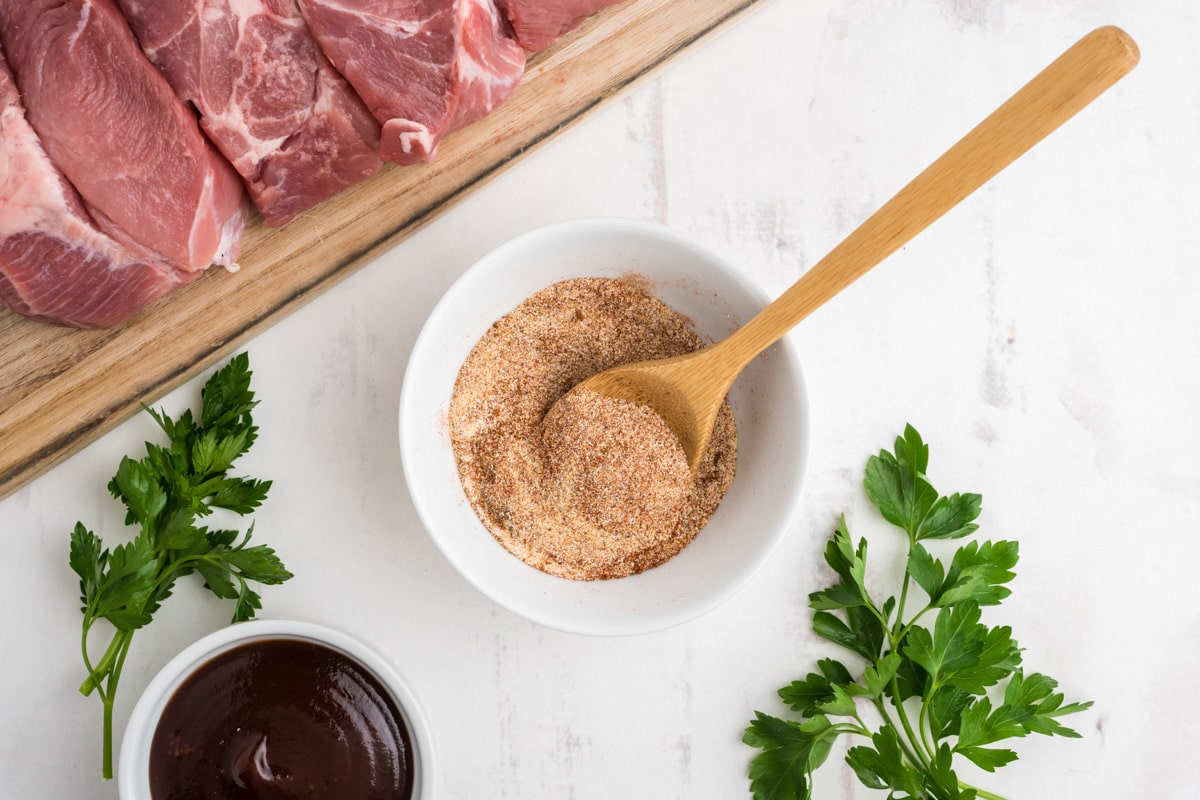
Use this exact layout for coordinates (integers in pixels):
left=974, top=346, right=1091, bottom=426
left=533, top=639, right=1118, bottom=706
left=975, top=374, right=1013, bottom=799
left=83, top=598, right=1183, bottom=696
left=69, top=353, right=292, bottom=779
left=744, top=424, right=1090, bottom=800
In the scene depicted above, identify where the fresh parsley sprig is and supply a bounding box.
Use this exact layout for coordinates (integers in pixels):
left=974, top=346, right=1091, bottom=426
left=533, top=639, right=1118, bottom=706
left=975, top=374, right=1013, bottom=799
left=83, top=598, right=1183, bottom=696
left=744, top=424, right=1091, bottom=800
left=69, top=353, right=292, bottom=779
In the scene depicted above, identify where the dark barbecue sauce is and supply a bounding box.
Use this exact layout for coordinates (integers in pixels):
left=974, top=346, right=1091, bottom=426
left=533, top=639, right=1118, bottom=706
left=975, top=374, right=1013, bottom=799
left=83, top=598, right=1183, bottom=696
left=149, top=638, right=415, bottom=800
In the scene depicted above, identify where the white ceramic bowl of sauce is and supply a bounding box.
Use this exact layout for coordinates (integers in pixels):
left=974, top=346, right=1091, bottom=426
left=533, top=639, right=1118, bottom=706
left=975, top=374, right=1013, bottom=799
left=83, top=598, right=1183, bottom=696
left=118, top=619, right=434, bottom=800
left=399, top=217, right=810, bottom=636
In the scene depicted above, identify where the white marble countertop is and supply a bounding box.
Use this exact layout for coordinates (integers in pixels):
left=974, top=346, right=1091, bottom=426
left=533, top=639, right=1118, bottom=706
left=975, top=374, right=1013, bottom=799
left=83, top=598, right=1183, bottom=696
left=3, top=1, right=1198, bottom=797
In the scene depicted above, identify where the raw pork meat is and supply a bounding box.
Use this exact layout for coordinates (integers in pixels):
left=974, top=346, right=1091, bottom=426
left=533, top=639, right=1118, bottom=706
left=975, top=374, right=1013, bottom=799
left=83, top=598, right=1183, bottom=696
left=496, top=0, right=625, bottom=52
left=116, top=0, right=382, bottom=228
left=0, top=48, right=192, bottom=328
left=298, top=0, right=526, bottom=165
left=0, top=0, right=245, bottom=269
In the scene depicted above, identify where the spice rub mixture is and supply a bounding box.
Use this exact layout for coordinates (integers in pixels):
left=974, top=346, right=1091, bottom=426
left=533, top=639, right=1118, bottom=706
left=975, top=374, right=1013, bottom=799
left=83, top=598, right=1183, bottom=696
left=449, top=277, right=737, bottom=580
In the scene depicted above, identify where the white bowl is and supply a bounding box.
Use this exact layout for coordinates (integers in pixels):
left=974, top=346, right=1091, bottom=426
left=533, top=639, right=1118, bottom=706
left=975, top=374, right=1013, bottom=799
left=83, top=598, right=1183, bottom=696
left=118, top=619, right=435, bottom=799
left=399, top=218, right=810, bottom=636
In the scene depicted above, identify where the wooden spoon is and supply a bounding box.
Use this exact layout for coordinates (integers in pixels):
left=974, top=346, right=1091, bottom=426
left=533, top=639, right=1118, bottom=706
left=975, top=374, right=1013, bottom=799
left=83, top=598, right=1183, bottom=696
left=576, top=25, right=1139, bottom=471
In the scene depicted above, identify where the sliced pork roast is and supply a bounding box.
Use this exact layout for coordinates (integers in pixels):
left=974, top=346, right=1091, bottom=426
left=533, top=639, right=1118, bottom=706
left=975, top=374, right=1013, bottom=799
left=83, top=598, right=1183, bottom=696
left=0, top=48, right=193, bottom=328
left=496, top=0, right=625, bottom=52
left=116, top=0, right=382, bottom=228
left=0, top=0, right=245, bottom=270
left=298, top=0, right=525, bottom=165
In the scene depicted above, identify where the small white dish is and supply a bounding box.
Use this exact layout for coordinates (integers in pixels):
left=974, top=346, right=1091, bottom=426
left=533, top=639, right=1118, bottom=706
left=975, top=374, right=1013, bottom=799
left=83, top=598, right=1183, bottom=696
left=118, top=619, right=434, bottom=799
left=399, top=217, right=810, bottom=636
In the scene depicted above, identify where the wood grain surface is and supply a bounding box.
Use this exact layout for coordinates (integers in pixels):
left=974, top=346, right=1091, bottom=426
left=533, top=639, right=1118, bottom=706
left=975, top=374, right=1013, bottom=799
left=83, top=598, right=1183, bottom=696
left=0, top=0, right=762, bottom=500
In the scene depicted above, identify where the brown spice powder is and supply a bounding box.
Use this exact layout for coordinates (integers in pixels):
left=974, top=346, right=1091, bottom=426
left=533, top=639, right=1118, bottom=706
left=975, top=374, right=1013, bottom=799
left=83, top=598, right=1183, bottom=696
left=448, top=277, right=737, bottom=580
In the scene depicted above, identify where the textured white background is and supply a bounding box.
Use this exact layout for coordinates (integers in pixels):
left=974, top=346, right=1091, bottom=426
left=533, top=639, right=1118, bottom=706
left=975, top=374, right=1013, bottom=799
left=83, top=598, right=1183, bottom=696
left=2, top=0, right=1198, bottom=797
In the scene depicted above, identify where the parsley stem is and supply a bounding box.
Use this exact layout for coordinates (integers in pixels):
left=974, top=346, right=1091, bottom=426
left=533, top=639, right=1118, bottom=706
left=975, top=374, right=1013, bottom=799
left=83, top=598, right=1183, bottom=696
left=958, top=780, right=1010, bottom=800
left=81, top=618, right=117, bottom=780
left=101, top=696, right=114, bottom=780
left=873, top=697, right=926, bottom=771
left=79, top=620, right=108, bottom=704
left=100, top=629, right=135, bottom=781
left=890, top=679, right=932, bottom=768
left=895, top=605, right=933, bottom=644
left=918, top=693, right=937, bottom=755
left=79, top=630, right=126, bottom=695
left=80, top=564, right=174, bottom=696
left=833, top=721, right=873, bottom=738
left=896, top=570, right=913, bottom=627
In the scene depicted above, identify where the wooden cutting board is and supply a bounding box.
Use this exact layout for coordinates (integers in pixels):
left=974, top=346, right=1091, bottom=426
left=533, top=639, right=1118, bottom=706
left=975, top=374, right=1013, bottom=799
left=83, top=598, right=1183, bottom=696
left=0, top=0, right=764, bottom=500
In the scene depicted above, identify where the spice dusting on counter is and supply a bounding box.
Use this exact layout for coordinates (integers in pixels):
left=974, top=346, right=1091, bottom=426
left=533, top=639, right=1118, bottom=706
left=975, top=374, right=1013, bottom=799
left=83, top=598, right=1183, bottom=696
left=449, top=277, right=737, bottom=580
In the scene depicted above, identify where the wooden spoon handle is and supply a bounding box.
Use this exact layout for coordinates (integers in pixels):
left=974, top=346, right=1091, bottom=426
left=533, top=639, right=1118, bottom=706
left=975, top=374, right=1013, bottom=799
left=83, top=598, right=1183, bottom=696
left=717, top=25, right=1139, bottom=368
